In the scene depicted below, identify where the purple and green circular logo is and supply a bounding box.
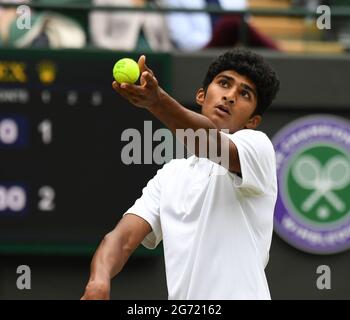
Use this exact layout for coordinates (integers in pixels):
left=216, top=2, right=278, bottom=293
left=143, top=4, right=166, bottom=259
left=273, top=115, right=350, bottom=254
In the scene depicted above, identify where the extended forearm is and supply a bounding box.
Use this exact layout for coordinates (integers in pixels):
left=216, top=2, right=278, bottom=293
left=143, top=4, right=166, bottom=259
left=89, top=232, right=131, bottom=283
left=82, top=214, right=151, bottom=300
left=149, top=89, right=216, bottom=133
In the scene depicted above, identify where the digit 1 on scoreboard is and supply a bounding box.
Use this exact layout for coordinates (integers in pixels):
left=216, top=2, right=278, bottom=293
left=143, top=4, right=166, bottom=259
left=38, top=119, right=52, bottom=144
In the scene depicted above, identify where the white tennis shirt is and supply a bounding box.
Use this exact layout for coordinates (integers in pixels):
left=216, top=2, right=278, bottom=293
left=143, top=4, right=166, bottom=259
left=125, top=129, right=278, bottom=300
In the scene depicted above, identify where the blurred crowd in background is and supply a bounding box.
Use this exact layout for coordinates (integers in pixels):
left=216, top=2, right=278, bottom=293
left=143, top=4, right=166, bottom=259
left=0, top=0, right=349, bottom=53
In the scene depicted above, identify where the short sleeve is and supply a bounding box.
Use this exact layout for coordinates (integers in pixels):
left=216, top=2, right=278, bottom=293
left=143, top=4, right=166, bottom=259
left=223, top=129, right=277, bottom=195
left=124, top=163, right=170, bottom=249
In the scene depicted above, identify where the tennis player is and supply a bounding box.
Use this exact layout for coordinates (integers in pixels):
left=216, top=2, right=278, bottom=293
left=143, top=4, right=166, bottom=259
left=81, top=49, right=280, bottom=300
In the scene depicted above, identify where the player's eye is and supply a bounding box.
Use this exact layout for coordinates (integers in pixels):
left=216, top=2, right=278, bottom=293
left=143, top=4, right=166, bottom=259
left=219, top=79, right=229, bottom=87
left=241, top=90, right=250, bottom=99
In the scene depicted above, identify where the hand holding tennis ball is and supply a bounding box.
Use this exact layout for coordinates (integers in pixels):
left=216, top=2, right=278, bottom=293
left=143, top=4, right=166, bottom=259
left=113, top=58, right=140, bottom=84
left=112, top=55, right=162, bottom=110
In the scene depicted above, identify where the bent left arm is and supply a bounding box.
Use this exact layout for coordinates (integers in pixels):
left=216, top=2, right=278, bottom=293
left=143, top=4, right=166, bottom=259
left=112, top=55, right=240, bottom=174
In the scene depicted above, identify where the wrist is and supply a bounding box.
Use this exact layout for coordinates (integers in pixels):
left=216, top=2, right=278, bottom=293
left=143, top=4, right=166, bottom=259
left=89, top=271, right=110, bottom=285
left=148, top=87, right=168, bottom=112
left=84, top=279, right=110, bottom=300
left=86, top=279, right=110, bottom=291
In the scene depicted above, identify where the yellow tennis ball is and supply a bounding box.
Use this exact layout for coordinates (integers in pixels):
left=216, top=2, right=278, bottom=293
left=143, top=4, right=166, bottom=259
left=113, top=58, right=140, bottom=84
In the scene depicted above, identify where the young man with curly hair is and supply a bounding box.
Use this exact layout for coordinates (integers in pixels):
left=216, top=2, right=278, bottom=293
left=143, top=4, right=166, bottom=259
left=82, top=49, right=280, bottom=300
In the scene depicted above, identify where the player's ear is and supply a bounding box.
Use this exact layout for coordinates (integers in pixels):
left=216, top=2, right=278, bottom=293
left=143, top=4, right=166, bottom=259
left=245, top=114, right=262, bottom=129
left=196, top=88, right=205, bottom=106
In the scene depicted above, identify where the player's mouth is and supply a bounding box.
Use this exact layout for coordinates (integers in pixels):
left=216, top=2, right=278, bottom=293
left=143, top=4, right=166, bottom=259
left=215, top=104, right=231, bottom=116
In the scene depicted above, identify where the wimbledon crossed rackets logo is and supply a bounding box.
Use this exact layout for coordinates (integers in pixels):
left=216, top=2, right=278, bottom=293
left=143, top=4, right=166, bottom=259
left=285, top=144, right=350, bottom=226
left=292, top=154, right=350, bottom=215
left=273, top=115, right=350, bottom=254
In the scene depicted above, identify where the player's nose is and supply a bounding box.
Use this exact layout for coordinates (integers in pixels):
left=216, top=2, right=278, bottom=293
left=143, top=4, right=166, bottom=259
left=222, top=86, right=237, bottom=105
left=223, top=95, right=235, bottom=105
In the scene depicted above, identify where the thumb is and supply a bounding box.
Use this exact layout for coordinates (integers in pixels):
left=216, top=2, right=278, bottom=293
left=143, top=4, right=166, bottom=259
left=138, top=55, right=153, bottom=76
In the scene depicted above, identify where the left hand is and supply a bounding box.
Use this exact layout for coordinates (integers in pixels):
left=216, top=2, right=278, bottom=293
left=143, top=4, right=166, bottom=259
left=112, top=55, right=162, bottom=109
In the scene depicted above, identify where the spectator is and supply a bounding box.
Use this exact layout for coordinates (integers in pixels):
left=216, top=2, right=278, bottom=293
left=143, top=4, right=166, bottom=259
left=164, top=0, right=279, bottom=51
left=89, top=0, right=172, bottom=51
left=163, top=0, right=211, bottom=51
left=205, top=0, right=280, bottom=50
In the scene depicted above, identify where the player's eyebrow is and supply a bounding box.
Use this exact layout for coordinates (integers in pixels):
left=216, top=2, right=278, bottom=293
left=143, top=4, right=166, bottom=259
left=217, top=74, right=257, bottom=99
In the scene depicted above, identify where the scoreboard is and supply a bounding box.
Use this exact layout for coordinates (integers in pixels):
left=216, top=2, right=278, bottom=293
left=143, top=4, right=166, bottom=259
left=0, top=49, right=171, bottom=255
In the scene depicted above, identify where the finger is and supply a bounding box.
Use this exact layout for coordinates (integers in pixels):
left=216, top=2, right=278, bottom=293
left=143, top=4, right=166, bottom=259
left=141, top=71, right=158, bottom=89
left=112, top=81, right=135, bottom=100
left=138, top=55, right=145, bottom=73
left=112, top=81, right=127, bottom=96
left=113, top=82, right=145, bottom=105
left=112, top=80, right=118, bottom=89
left=113, top=81, right=138, bottom=96
left=120, top=82, right=145, bottom=98
left=112, top=80, right=123, bottom=91
left=138, top=55, right=154, bottom=76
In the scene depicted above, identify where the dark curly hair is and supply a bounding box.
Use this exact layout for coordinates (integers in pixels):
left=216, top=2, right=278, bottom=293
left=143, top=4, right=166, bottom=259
left=202, top=49, right=280, bottom=116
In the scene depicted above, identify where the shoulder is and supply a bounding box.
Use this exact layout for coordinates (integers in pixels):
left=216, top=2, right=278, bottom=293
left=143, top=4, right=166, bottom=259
left=224, top=129, right=276, bottom=169
left=231, top=129, right=271, bottom=141
left=225, top=130, right=277, bottom=194
left=229, top=129, right=274, bottom=152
